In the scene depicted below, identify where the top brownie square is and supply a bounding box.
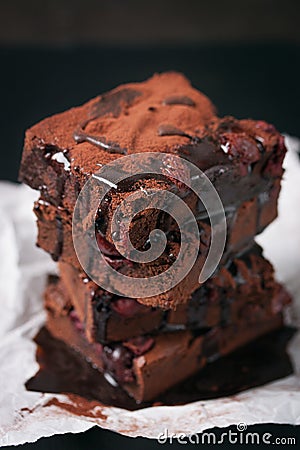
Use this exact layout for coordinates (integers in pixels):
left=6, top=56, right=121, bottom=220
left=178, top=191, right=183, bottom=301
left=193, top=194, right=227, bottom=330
left=20, top=72, right=285, bottom=209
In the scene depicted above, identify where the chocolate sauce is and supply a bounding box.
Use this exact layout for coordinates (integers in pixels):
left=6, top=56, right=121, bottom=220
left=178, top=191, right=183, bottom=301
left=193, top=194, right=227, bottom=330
left=93, top=292, right=113, bottom=343
left=163, top=95, right=195, bottom=106
left=91, top=88, right=141, bottom=120
left=24, top=145, right=68, bottom=208
left=215, top=117, right=243, bottom=134
left=73, top=88, right=141, bottom=154
left=187, top=285, right=209, bottom=328
left=95, top=207, right=109, bottom=235
left=102, top=343, right=135, bottom=384
left=201, top=328, right=221, bottom=362
left=26, top=326, right=295, bottom=411
left=52, top=214, right=63, bottom=262
left=178, top=140, right=228, bottom=171
left=73, top=129, right=126, bottom=155
left=157, top=124, right=192, bottom=138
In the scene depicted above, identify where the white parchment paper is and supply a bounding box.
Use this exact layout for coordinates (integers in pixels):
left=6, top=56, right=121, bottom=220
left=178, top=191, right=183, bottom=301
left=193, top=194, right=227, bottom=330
left=0, top=137, right=300, bottom=446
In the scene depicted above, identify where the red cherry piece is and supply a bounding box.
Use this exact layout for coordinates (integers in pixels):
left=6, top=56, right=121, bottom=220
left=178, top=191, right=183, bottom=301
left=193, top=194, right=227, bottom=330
left=111, top=297, right=149, bottom=317
left=220, top=133, right=260, bottom=165
left=96, top=232, right=120, bottom=257
left=102, top=345, right=135, bottom=383
left=123, top=336, right=155, bottom=356
left=69, top=310, right=84, bottom=333
left=255, top=121, right=276, bottom=133
left=103, top=255, right=133, bottom=270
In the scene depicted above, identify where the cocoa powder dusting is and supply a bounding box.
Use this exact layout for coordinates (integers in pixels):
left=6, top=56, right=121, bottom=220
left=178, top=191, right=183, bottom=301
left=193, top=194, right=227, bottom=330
left=23, top=72, right=283, bottom=177
left=45, top=394, right=107, bottom=420
left=24, top=73, right=216, bottom=174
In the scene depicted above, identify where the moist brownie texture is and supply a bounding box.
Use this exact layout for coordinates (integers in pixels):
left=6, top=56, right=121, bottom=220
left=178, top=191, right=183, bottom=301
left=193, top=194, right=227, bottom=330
left=52, top=246, right=290, bottom=344
left=34, top=182, right=279, bottom=270
left=19, top=72, right=292, bottom=403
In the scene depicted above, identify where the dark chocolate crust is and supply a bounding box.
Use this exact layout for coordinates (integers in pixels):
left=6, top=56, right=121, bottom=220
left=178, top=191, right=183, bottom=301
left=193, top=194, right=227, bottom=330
left=44, top=246, right=291, bottom=345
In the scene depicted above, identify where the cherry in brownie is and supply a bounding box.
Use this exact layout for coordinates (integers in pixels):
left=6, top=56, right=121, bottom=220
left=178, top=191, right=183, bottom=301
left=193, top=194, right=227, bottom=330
left=34, top=182, right=280, bottom=268
left=33, top=185, right=280, bottom=309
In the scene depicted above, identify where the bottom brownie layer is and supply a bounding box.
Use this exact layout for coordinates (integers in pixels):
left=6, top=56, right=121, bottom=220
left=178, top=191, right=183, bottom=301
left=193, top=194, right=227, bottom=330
left=27, top=326, right=295, bottom=410
left=45, top=304, right=284, bottom=402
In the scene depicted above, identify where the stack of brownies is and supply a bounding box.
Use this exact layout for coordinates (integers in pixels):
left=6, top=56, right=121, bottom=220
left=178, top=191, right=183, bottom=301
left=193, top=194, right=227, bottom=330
left=19, top=73, right=291, bottom=403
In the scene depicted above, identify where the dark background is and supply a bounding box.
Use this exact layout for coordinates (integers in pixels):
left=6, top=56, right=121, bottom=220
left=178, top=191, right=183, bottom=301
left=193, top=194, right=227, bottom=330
left=1, top=0, right=300, bottom=448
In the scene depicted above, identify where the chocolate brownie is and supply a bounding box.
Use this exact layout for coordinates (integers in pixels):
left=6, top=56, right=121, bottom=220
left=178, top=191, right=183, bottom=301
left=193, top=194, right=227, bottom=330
left=45, top=245, right=291, bottom=344
left=33, top=184, right=280, bottom=309
left=20, top=73, right=286, bottom=307
left=34, top=181, right=279, bottom=266
left=45, top=285, right=284, bottom=402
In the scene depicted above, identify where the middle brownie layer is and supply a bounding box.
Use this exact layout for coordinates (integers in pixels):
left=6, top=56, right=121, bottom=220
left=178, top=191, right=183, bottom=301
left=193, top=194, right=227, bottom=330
left=52, top=245, right=291, bottom=344
left=34, top=182, right=280, bottom=309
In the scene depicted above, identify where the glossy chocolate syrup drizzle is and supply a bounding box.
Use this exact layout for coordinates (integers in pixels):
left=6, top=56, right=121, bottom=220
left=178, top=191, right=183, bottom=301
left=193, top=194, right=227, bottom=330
left=73, top=88, right=141, bottom=155
left=73, top=129, right=126, bottom=155
left=157, top=124, right=194, bottom=139
left=53, top=214, right=63, bottom=262
left=158, top=95, right=197, bottom=140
